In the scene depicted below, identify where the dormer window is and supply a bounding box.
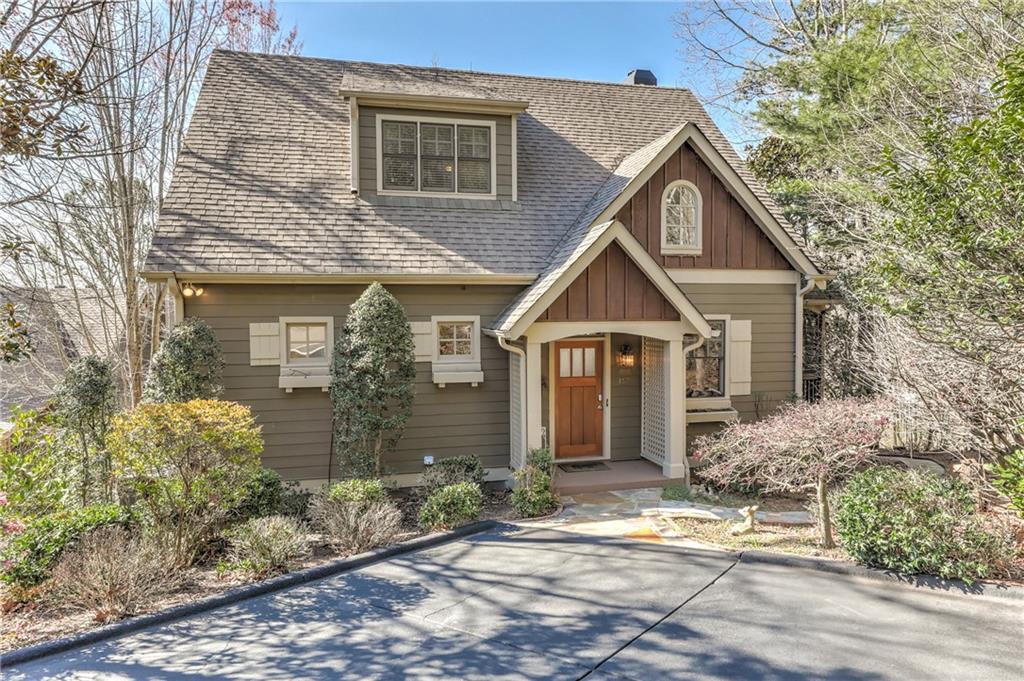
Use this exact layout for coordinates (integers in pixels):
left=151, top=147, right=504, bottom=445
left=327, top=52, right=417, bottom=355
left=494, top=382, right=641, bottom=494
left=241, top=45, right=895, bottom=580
left=377, top=115, right=495, bottom=198
left=661, top=180, right=702, bottom=255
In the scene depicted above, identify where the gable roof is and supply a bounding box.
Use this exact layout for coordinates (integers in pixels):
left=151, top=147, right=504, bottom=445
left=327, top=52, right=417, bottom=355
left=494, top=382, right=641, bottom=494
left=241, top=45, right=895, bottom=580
left=145, top=50, right=814, bottom=279
left=487, top=220, right=712, bottom=340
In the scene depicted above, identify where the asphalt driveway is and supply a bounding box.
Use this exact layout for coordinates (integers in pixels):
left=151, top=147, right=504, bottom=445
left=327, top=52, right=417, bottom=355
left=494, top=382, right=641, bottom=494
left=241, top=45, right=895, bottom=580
left=5, top=525, right=1022, bottom=680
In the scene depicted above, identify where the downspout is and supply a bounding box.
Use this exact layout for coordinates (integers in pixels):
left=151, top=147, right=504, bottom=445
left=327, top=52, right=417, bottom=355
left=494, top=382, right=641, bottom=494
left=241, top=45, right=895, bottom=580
left=496, top=335, right=528, bottom=474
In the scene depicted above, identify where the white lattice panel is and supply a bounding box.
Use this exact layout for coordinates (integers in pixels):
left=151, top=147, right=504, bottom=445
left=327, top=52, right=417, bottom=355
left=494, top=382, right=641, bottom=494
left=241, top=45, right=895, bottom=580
left=509, top=352, right=525, bottom=470
left=641, top=338, right=667, bottom=465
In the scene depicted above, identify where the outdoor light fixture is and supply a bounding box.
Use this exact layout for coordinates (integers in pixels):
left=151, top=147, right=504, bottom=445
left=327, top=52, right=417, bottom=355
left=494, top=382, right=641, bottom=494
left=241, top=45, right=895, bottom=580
left=180, top=282, right=204, bottom=297
left=617, top=344, right=635, bottom=368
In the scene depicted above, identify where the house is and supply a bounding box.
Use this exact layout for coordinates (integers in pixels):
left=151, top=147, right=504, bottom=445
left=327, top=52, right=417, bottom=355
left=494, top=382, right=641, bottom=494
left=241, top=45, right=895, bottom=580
left=143, top=51, right=827, bottom=492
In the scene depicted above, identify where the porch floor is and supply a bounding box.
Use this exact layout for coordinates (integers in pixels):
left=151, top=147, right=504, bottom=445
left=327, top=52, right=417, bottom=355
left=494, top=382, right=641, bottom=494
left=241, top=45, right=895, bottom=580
left=553, top=458, right=683, bottom=495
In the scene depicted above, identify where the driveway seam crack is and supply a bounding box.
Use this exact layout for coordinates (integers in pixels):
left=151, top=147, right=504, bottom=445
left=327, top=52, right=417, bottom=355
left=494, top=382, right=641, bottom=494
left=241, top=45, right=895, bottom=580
left=574, top=556, right=740, bottom=680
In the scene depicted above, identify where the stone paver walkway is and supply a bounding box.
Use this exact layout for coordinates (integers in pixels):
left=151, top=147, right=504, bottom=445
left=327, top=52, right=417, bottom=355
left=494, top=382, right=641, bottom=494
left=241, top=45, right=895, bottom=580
left=520, top=488, right=813, bottom=546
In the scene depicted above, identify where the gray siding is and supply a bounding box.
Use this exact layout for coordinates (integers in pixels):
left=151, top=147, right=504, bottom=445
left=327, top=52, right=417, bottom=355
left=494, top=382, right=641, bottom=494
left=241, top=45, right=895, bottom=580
left=358, top=107, right=514, bottom=201
left=187, top=284, right=523, bottom=481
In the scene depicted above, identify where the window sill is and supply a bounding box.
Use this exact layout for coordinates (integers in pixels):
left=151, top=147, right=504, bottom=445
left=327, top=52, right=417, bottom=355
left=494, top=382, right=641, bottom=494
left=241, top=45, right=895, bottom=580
left=687, top=396, right=731, bottom=410
left=432, top=370, right=484, bottom=388
left=378, top=189, right=497, bottom=201
left=661, top=247, right=703, bottom=256
left=686, top=408, right=739, bottom=424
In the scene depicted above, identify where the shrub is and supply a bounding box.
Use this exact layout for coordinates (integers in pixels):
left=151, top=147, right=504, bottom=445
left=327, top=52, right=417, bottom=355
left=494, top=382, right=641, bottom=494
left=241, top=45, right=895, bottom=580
left=109, top=400, right=263, bottom=567
left=511, top=449, right=558, bottom=518
left=418, top=482, right=481, bottom=531
left=232, top=468, right=310, bottom=520
left=1, top=504, right=133, bottom=588
left=420, top=455, right=486, bottom=497
left=222, top=515, right=310, bottom=579
left=330, top=283, right=415, bottom=479
left=143, top=318, right=225, bottom=403
left=54, top=356, right=118, bottom=504
left=694, top=397, right=890, bottom=548
left=309, top=481, right=401, bottom=554
left=0, top=409, right=71, bottom=517
left=46, top=525, right=179, bottom=622
left=835, top=467, right=1013, bottom=583
left=991, top=450, right=1024, bottom=517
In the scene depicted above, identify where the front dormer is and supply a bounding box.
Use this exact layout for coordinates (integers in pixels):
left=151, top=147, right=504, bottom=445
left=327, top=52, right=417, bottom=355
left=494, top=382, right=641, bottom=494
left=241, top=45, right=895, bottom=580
left=341, top=87, right=527, bottom=204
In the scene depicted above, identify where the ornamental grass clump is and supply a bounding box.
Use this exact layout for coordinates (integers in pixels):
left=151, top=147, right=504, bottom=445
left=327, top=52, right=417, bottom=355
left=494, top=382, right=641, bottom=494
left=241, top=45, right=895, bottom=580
left=694, top=397, right=891, bottom=548
left=418, top=482, right=481, bottom=531
left=222, top=515, right=310, bottom=579
left=836, top=467, right=1015, bottom=583
left=309, top=479, right=401, bottom=554
left=511, top=449, right=558, bottom=518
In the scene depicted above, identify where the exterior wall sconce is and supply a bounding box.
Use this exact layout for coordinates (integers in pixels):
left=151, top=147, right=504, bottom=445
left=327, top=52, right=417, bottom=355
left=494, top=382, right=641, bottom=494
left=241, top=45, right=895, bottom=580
left=617, top=344, right=635, bottom=368
left=180, top=282, right=205, bottom=298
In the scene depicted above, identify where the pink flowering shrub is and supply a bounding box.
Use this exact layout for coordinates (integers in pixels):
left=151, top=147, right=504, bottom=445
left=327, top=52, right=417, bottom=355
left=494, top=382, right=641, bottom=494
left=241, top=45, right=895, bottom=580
left=693, top=397, right=891, bottom=547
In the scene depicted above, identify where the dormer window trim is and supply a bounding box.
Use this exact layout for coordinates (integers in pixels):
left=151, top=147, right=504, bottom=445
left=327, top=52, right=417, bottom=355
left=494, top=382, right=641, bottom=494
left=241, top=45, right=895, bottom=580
left=375, top=113, right=497, bottom=200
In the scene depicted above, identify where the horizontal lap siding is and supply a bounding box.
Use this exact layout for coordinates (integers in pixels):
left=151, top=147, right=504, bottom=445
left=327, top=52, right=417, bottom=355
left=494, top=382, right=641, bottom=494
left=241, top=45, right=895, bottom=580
left=187, top=284, right=523, bottom=481
left=616, top=142, right=791, bottom=270
left=681, top=282, right=795, bottom=425
left=359, top=107, right=514, bottom=200
left=610, top=333, right=641, bottom=460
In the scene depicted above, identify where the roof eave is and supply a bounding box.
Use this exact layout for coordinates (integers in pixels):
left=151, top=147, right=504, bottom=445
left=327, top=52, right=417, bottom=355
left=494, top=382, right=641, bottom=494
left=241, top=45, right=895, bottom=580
left=339, top=89, right=529, bottom=115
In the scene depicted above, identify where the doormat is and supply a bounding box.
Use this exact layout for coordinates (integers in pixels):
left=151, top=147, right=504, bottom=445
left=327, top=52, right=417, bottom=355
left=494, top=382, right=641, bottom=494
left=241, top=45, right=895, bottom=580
left=559, top=462, right=610, bottom=473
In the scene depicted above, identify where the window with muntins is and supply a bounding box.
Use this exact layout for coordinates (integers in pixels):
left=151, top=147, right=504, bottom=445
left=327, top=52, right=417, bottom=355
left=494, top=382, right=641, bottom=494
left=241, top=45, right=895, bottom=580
left=662, top=180, right=702, bottom=253
left=379, top=118, right=494, bottom=196
left=437, top=320, right=474, bottom=359
left=286, top=322, right=328, bottom=364
left=687, top=319, right=725, bottom=397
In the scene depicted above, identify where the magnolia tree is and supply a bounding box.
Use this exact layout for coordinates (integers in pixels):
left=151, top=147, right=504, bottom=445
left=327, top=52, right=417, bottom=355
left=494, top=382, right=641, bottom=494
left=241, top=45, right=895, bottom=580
left=330, top=283, right=415, bottom=479
left=143, top=318, right=225, bottom=403
left=693, top=397, right=891, bottom=547
left=55, top=356, right=118, bottom=504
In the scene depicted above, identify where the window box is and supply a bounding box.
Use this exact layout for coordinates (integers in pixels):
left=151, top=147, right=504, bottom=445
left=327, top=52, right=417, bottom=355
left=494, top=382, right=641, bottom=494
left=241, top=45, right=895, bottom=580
left=686, top=408, right=739, bottom=424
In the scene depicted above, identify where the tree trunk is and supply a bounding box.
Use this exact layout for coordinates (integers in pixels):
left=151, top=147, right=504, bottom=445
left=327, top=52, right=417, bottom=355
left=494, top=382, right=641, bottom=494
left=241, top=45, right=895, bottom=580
left=817, top=473, right=835, bottom=549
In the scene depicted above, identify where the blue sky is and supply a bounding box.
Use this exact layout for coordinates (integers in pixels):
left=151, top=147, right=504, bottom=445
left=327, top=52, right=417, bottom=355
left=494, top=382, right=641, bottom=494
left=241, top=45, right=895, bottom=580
left=274, top=1, right=752, bottom=144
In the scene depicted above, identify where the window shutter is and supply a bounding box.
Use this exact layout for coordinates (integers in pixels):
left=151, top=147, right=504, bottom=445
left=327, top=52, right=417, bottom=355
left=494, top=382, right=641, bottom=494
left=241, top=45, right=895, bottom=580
left=410, top=321, right=433, bottom=362
left=250, top=322, right=280, bottom=366
left=728, top=319, right=752, bottom=396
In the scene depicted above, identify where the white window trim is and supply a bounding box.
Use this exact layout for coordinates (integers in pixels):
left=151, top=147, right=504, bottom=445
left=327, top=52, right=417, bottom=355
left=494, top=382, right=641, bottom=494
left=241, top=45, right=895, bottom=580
left=278, top=316, right=334, bottom=393
left=687, top=313, right=729, bottom=410
left=376, top=113, right=497, bottom=200
left=661, top=179, right=703, bottom=256
left=430, top=315, right=483, bottom=387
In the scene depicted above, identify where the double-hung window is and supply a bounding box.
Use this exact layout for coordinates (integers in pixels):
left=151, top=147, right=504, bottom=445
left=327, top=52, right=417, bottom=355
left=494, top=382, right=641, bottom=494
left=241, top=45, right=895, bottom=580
left=379, top=117, right=494, bottom=196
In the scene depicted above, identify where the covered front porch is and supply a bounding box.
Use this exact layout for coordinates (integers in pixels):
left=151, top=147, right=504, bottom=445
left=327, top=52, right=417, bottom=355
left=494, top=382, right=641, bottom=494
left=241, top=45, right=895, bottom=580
left=552, top=458, right=685, bottom=495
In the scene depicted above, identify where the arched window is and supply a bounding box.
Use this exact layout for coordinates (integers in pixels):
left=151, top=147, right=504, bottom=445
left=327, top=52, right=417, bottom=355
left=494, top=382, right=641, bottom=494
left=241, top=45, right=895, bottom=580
left=661, top=180, right=702, bottom=254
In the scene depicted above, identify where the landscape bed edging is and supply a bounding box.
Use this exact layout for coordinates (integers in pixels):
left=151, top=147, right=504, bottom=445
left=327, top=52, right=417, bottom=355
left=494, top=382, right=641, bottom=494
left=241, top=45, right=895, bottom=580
left=739, top=549, right=1024, bottom=602
left=0, top=519, right=499, bottom=670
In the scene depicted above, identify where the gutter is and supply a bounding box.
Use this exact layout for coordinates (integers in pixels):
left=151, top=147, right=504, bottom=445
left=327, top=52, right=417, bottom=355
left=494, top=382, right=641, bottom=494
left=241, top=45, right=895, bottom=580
left=794, top=274, right=833, bottom=398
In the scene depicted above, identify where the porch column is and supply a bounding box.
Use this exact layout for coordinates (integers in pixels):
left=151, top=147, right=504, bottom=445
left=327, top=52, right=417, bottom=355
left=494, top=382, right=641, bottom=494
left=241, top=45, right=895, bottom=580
left=664, top=339, right=688, bottom=483
left=525, top=341, right=544, bottom=452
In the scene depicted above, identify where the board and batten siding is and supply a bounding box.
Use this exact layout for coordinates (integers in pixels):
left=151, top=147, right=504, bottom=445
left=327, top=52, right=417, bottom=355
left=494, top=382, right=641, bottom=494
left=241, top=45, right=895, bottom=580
left=358, top=106, right=514, bottom=201
left=186, top=284, right=523, bottom=482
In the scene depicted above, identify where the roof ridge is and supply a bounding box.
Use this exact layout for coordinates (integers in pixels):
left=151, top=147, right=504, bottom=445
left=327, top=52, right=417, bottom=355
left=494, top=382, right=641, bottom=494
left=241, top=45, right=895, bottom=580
left=211, top=48, right=698, bottom=95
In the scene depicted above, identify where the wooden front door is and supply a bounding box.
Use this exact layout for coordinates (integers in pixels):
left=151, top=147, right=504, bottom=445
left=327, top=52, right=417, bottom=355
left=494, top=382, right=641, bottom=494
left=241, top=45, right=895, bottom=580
left=554, top=340, right=604, bottom=459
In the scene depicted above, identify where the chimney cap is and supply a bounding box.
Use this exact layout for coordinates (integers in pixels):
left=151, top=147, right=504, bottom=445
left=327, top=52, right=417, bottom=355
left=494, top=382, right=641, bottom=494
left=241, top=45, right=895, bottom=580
left=624, top=69, right=657, bottom=86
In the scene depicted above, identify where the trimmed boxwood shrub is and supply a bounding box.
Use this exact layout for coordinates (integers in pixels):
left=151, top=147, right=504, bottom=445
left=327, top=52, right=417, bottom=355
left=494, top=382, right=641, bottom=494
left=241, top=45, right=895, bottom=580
left=232, top=468, right=310, bottom=520
left=418, top=482, right=482, bottom=531
left=835, top=467, right=1012, bottom=583
left=1, top=504, right=134, bottom=588
left=420, top=455, right=486, bottom=497
left=324, top=478, right=387, bottom=505
left=511, top=449, right=558, bottom=518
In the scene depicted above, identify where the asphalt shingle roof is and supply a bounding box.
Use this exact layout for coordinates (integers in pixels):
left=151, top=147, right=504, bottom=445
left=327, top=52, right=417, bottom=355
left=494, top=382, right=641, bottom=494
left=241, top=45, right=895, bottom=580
left=146, top=50, right=801, bottom=277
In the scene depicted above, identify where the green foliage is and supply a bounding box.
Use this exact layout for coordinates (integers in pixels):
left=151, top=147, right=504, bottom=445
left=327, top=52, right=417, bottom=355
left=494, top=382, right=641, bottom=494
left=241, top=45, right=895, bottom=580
left=54, top=356, right=118, bottom=504
left=0, top=48, right=85, bottom=159
left=309, top=480, right=401, bottom=553
left=143, top=318, right=225, bottom=403
left=324, top=478, right=387, bottom=505
left=222, top=515, right=310, bottom=578
left=0, top=409, right=70, bottom=516
left=991, top=451, right=1024, bottom=517
left=661, top=485, right=693, bottom=503
left=420, top=455, right=486, bottom=497
left=330, top=283, right=415, bottom=479
left=1, top=300, right=33, bottom=364
left=231, top=468, right=309, bottom=520
left=418, top=482, right=481, bottom=531
left=510, top=449, right=557, bottom=518
left=108, top=399, right=263, bottom=566
left=835, top=467, right=1012, bottom=583
left=0, top=504, right=133, bottom=588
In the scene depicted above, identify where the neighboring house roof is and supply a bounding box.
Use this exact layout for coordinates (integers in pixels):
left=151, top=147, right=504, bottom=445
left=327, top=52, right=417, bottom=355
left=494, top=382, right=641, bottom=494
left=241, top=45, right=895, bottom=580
left=145, top=50, right=814, bottom=279
left=487, top=220, right=713, bottom=340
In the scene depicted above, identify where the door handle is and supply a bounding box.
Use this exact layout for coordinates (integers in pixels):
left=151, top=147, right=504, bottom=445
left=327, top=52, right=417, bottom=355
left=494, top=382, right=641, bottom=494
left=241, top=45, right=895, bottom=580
left=597, top=393, right=603, bottom=410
